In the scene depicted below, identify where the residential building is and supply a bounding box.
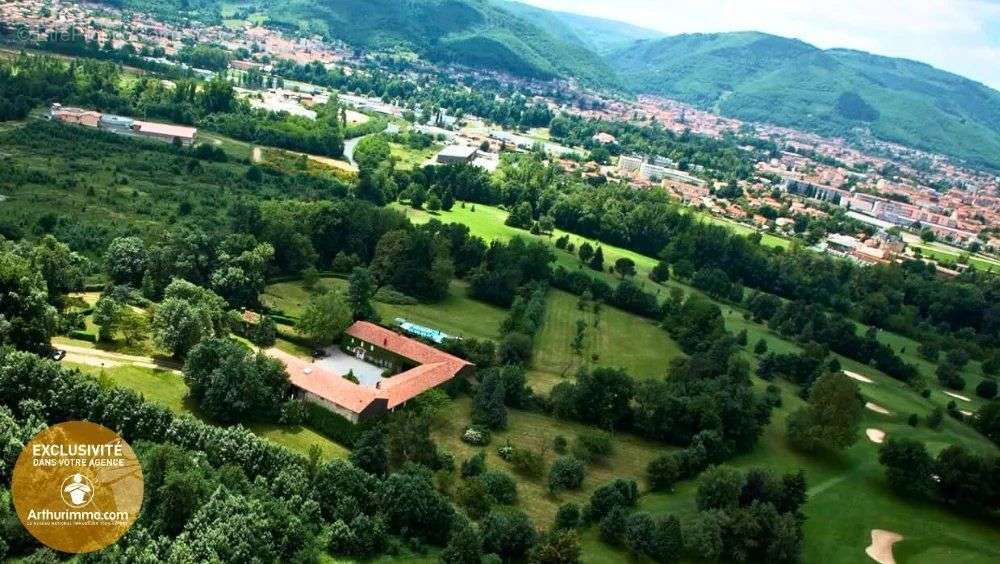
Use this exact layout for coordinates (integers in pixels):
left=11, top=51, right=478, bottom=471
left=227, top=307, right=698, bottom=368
left=49, top=104, right=101, bottom=127
left=269, top=321, right=474, bottom=423
left=436, top=144, right=478, bottom=165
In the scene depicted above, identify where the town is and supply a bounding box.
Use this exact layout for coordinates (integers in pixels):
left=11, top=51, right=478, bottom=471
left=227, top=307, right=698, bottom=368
left=0, top=1, right=998, bottom=564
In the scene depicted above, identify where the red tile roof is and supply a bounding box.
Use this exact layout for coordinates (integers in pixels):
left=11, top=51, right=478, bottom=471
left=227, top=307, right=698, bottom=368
left=268, top=321, right=473, bottom=416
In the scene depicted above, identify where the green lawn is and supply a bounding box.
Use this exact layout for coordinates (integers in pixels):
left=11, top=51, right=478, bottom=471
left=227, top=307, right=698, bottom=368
left=530, top=289, right=683, bottom=393
left=390, top=142, right=441, bottom=170
left=67, top=362, right=349, bottom=461
left=912, top=243, right=1000, bottom=273
left=262, top=277, right=507, bottom=342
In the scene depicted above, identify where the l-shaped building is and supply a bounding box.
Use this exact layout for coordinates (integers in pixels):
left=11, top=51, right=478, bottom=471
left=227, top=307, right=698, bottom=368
left=268, top=321, right=474, bottom=422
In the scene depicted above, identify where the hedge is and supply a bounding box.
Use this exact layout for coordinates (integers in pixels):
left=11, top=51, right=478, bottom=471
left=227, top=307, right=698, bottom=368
left=306, top=402, right=373, bottom=447
left=68, top=330, right=97, bottom=342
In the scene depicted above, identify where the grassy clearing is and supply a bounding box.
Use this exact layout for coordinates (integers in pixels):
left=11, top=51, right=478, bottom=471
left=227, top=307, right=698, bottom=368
left=530, top=289, right=683, bottom=393
left=432, top=396, right=671, bottom=528
left=67, top=361, right=349, bottom=461
left=262, top=277, right=507, bottom=342
left=390, top=142, right=440, bottom=171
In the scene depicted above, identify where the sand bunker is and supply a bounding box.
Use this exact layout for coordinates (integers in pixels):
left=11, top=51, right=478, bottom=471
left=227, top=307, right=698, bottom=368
left=865, top=529, right=903, bottom=564
left=866, top=428, right=886, bottom=444
left=960, top=410, right=973, bottom=417
left=844, top=370, right=874, bottom=384
left=944, top=391, right=971, bottom=402
left=865, top=402, right=891, bottom=415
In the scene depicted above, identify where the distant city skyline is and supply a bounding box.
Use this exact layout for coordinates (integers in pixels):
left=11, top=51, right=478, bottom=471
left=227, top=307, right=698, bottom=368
left=516, top=0, right=1000, bottom=90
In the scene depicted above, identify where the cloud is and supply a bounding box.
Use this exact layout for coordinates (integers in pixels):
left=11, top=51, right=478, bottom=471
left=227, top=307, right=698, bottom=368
left=513, top=0, right=1000, bottom=89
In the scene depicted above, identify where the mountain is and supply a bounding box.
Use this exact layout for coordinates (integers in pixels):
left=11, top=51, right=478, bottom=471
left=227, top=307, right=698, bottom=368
left=496, top=1, right=664, bottom=55
left=258, top=0, right=619, bottom=86
left=610, top=32, right=1000, bottom=170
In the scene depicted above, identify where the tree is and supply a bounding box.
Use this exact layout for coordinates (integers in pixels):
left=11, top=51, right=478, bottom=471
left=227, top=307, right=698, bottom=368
left=353, top=135, right=391, bottom=172
left=878, top=438, right=933, bottom=498
left=152, top=298, right=214, bottom=358
left=578, top=242, right=594, bottom=264
left=183, top=338, right=291, bottom=423
left=614, top=257, right=636, bottom=278
left=588, top=247, right=605, bottom=272
left=377, top=471, right=455, bottom=545
left=347, top=267, right=379, bottom=322
left=554, top=503, right=581, bottom=530
left=105, top=236, right=148, bottom=286
left=529, top=530, right=581, bottom=564
left=754, top=338, right=768, bottom=355
left=975, top=379, right=997, bottom=399
left=481, top=470, right=518, bottom=505
left=623, top=512, right=657, bottom=556
left=472, top=371, right=508, bottom=430
left=696, top=465, right=743, bottom=511
left=480, top=510, right=538, bottom=561
left=570, top=319, right=586, bottom=356
left=350, top=428, right=388, bottom=477
left=93, top=295, right=125, bottom=342
left=505, top=202, right=534, bottom=230
left=0, top=250, right=57, bottom=354
left=441, top=519, right=483, bottom=564
left=651, top=515, right=683, bottom=563
left=548, top=456, right=586, bottom=493
left=29, top=235, right=86, bottom=307
left=973, top=401, right=1000, bottom=445
left=299, top=291, right=352, bottom=347
left=120, top=307, right=150, bottom=346
left=786, top=372, right=863, bottom=452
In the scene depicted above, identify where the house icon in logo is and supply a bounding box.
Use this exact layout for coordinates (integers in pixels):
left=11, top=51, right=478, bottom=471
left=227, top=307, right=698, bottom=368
left=61, top=473, right=94, bottom=508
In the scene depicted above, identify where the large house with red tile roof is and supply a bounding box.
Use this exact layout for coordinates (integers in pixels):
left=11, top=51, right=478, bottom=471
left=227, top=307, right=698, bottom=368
left=268, top=321, right=474, bottom=423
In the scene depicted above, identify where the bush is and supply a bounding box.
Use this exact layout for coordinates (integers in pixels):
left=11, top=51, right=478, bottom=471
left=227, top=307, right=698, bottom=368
left=548, top=456, right=586, bottom=493
left=497, top=443, right=514, bottom=461
left=598, top=505, right=629, bottom=544
left=587, top=479, right=638, bottom=522
left=976, top=379, right=997, bottom=399
left=480, top=470, right=518, bottom=505
left=68, top=330, right=97, bottom=342
left=572, top=431, right=614, bottom=463
left=461, top=451, right=487, bottom=478
left=647, top=454, right=681, bottom=491
left=480, top=510, right=538, bottom=561
left=509, top=448, right=546, bottom=480
left=554, top=503, right=581, bottom=530
left=461, top=426, right=491, bottom=446
left=553, top=435, right=568, bottom=454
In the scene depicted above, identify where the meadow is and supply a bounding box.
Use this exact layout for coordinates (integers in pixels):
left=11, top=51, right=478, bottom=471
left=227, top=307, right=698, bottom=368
left=529, top=289, right=683, bottom=393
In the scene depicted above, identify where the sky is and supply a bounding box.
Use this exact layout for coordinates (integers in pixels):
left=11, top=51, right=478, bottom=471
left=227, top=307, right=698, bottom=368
left=516, top=0, right=1000, bottom=90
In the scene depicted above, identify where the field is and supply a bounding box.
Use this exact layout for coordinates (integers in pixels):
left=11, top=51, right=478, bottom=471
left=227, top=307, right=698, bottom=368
left=912, top=243, right=1000, bottom=273
left=431, top=396, right=671, bottom=529
left=529, top=289, right=683, bottom=393
left=389, top=142, right=440, bottom=170
left=67, top=362, right=349, bottom=461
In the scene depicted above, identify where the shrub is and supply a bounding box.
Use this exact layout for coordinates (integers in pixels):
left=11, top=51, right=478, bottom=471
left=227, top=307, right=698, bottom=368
left=497, top=443, right=514, bottom=461
left=598, top=505, right=629, bottom=544
left=647, top=454, right=681, bottom=491
left=480, top=470, right=518, bottom=505
left=462, top=426, right=491, bottom=446
left=623, top=511, right=657, bottom=556
left=480, top=510, right=538, bottom=561
left=975, top=379, right=998, bottom=399
left=554, top=503, right=581, bottom=530
left=509, top=448, right=546, bottom=480
left=548, top=456, right=586, bottom=493
left=572, top=431, right=614, bottom=463
left=461, top=451, right=487, bottom=478
left=68, top=330, right=97, bottom=342
left=552, top=435, right=568, bottom=454
left=587, top=479, right=638, bottom=522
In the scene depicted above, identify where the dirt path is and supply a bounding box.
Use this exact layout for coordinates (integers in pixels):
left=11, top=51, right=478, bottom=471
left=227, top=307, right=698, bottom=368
left=57, top=343, right=181, bottom=374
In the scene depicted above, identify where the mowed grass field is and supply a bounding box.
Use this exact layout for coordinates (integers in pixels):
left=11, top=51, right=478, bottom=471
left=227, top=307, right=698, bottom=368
left=67, top=362, right=350, bottom=461
left=529, top=289, right=683, bottom=393
left=262, top=278, right=507, bottom=342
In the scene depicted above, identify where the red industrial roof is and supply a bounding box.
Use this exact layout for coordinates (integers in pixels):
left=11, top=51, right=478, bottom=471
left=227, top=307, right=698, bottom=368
left=134, top=120, right=197, bottom=139
left=268, top=321, right=472, bottom=416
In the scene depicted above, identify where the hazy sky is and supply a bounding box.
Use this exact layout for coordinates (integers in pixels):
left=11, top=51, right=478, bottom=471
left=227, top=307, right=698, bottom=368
left=516, top=0, right=1000, bottom=90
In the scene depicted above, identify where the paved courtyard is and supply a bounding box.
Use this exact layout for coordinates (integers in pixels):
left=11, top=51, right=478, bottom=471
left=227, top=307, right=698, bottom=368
left=316, top=348, right=386, bottom=387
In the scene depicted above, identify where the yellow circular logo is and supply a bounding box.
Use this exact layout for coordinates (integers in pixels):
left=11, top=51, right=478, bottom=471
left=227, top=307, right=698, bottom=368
left=11, top=421, right=144, bottom=554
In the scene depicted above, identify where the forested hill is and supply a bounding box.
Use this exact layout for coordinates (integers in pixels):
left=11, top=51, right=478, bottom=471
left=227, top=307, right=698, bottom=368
left=496, top=1, right=665, bottom=55
left=609, top=32, right=1000, bottom=170
left=264, top=0, right=621, bottom=86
